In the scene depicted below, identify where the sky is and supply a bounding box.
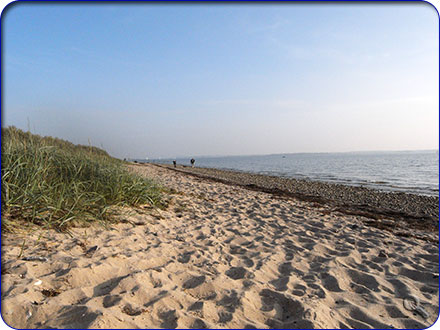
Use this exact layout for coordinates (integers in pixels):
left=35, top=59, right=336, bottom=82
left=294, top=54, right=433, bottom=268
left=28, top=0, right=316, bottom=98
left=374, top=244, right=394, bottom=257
left=2, top=3, right=439, bottom=159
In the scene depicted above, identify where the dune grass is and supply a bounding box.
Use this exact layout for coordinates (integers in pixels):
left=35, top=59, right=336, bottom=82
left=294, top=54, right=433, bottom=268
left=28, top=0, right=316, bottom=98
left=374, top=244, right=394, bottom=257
left=1, top=126, right=165, bottom=232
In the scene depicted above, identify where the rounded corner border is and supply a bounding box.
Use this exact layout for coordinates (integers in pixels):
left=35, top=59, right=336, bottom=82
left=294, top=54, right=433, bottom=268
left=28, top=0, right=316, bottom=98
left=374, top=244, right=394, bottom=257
left=0, top=0, right=17, bottom=19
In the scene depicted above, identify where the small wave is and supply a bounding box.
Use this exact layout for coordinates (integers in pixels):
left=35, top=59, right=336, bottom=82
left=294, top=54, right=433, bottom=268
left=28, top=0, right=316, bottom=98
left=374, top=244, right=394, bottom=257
left=193, top=152, right=438, bottom=196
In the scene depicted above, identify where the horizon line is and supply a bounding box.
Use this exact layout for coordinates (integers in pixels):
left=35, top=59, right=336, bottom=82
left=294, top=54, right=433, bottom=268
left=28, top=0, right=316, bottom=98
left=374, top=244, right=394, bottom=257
left=131, top=148, right=439, bottom=160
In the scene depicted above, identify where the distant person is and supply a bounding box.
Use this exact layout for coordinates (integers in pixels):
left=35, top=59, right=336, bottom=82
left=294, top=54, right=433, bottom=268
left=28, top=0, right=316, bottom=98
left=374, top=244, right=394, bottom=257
left=190, top=158, right=195, bottom=168
left=173, top=160, right=177, bottom=168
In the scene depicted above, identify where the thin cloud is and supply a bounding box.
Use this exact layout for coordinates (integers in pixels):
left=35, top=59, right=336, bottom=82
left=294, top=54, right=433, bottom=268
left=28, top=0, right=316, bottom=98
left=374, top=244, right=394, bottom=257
left=199, top=98, right=310, bottom=110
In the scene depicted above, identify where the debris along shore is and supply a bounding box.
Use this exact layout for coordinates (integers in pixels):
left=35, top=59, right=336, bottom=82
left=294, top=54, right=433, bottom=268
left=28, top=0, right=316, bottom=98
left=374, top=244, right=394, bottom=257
left=154, top=163, right=439, bottom=240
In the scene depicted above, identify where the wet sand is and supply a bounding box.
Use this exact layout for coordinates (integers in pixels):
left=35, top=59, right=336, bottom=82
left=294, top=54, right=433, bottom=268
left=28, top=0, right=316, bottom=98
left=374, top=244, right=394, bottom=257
left=1, top=163, right=438, bottom=328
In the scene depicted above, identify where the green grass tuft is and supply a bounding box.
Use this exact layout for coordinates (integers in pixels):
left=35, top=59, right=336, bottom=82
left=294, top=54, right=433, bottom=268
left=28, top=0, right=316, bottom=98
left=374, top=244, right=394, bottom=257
left=1, top=126, right=165, bottom=231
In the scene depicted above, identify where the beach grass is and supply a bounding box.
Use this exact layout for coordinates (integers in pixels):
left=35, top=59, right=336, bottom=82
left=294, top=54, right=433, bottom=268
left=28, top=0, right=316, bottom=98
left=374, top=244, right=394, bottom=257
left=1, top=126, right=165, bottom=232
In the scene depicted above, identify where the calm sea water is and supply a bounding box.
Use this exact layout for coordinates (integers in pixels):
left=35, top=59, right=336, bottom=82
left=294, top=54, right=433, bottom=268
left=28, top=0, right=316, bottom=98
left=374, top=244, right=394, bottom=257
left=149, top=151, right=439, bottom=196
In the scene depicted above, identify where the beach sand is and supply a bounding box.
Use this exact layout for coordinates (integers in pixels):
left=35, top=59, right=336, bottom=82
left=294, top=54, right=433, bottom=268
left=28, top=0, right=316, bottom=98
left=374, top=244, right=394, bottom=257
left=1, top=163, right=438, bottom=329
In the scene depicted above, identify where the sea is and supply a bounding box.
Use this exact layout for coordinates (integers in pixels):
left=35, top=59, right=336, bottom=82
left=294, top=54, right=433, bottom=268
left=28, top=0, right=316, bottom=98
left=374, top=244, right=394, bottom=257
left=144, top=150, right=439, bottom=197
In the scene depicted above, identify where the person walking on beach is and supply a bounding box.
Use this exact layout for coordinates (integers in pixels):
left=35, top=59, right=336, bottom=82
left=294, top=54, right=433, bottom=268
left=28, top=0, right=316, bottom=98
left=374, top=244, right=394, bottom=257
left=173, top=160, right=177, bottom=168
left=190, top=158, right=195, bottom=168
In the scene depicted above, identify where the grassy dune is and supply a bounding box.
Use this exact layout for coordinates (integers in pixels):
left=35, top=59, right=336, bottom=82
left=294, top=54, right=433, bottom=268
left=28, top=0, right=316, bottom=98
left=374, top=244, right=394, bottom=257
left=1, top=126, right=164, bottom=231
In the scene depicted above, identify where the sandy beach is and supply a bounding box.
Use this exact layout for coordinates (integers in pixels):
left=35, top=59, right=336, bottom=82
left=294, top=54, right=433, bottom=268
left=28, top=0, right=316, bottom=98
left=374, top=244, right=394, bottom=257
left=1, top=163, right=438, bottom=329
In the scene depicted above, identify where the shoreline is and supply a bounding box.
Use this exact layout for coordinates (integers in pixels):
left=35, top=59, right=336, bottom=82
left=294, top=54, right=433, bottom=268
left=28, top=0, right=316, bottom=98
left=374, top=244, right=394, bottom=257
left=139, top=153, right=438, bottom=197
left=148, top=163, right=438, bottom=241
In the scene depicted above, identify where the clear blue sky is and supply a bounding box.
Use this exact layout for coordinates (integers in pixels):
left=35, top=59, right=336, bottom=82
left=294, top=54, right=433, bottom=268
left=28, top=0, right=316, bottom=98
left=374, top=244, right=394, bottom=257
left=3, top=3, right=438, bottom=159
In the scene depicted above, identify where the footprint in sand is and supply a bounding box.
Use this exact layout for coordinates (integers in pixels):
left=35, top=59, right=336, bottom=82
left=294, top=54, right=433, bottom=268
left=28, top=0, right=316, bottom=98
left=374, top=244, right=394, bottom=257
left=217, top=290, right=240, bottom=313
left=190, top=318, right=207, bottom=329
left=102, top=295, right=122, bottom=308
left=259, top=289, right=314, bottom=328
left=218, top=311, right=233, bottom=323
left=188, top=301, right=204, bottom=311
left=177, top=251, right=194, bottom=264
left=241, top=256, right=254, bottom=267
left=270, top=276, right=290, bottom=291
left=225, top=267, right=247, bottom=280
left=158, top=309, right=178, bottom=329
left=122, top=304, right=144, bottom=316
left=183, top=275, right=206, bottom=289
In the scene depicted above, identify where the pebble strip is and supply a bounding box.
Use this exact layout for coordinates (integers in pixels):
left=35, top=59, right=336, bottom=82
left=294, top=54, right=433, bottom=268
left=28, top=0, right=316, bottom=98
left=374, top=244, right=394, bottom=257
left=155, top=164, right=439, bottom=232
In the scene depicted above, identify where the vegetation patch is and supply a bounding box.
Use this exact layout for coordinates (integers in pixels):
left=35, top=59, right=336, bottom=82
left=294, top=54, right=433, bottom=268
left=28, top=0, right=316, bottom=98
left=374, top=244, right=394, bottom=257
left=2, top=126, right=165, bottom=231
